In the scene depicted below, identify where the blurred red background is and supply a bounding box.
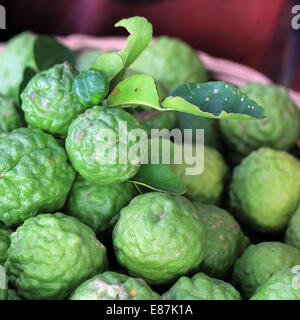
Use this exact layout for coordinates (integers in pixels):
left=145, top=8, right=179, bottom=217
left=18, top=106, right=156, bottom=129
left=3, top=0, right=300, bottom=91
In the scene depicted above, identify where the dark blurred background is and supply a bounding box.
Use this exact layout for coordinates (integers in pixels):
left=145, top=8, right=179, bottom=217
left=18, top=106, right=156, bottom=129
left=0, top=0, right=299, bottom=91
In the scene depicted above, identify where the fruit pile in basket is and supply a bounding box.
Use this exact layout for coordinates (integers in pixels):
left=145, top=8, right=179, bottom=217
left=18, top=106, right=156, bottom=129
left=0, top=16, right=299, bottom=301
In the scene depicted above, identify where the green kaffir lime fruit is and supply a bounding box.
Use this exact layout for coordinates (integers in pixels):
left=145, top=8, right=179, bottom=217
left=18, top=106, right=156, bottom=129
left=250, top=268, right=300, bottom=300
left=232, top=242, right=300, bottom=298
left=176, top=113, right=223, bottom=152
left=220, top=83, right=300, bottom=160
left=7, top=289, right=22, bottom=300
left=21, top=62, right=87, bottom=136
left=163, top=272, right=241, bottom=300
left=66, top=106, right=145, bottom=185
left=71, top=271, right=161, bottom=300
left=130, top=36, right=207, bottom=91
left=0, top=96, right=24, bottom=133
left=113, top=192, right=206, bottom=285
left=285, top=203, right=300, bottom=250
left=66, top=177, right=137, bottom=233
left=140, top=111, right=177, bottom=136
left=0, top=32, right=37, bottom=100
left=229, top=148, right=300, bottom=233
left=72, top=68, right=109, bottom=107
left=76, top=49, right=103, bottom=71
left=170, top=146, right=229, bottom=204
left=0, top=224, right=11, bottom=264
left=193, top=203, right=249, bottom=278
left=0, top=127, right=75, bottom=226
left=5, top=213, right=107, bottom=300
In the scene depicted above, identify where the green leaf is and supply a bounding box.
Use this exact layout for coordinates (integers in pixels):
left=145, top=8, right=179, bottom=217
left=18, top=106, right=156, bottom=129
left=93, top=16, right=152, bottom=83
left=163, top=81, right=266, bottom=119
left=130, top=163, right=186, bottom=195
left=108, top=74, right=162, bottom=110
left=116, top=16, right=153, bottom=67
left=130, top=138, right=186, bottom=195
left=94, top=52, right=124, bottom=82
left=34, top=36, right=75, bottom=71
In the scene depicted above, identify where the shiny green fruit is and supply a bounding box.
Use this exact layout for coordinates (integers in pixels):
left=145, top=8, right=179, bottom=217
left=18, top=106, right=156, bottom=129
left=251, top=268, right=300, bottom=300
left=113, top=192, right=206, bottom=285
left=232, top=242, right=300, bottom=298
left=163, top=272, right=241, bottom=300
left=193, top=203, right=249, bottom=278
left=66, top=106, right=144, bottom=185
left=5, top=213, right=107, bottom=300
left=71, top=271, right=161, bottom=300
left=170, top=145, right=229, bottom=204
left=229, top=148, right=300, bottom=232
left=72, top=68, right=109, bottom=107
left=21, top=62, right=87, bottom=136
left=66, top=177, right=137, bottom=233
left=0, top=128, right=75, bottom=226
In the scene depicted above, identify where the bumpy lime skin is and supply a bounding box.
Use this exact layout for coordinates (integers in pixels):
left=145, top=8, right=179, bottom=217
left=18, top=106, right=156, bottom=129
left=0, top=96, right=24, bottom=133
left=0, top=224, right=11, bottom=264
left=21, top=62, right=87, bottom=136
left=285, top=204, right=300, bottom=250
left=251, top=268, right=300, bottom=300
left=66, top=106, right=144, bottom=185
left=170, top=146, right=229, bottom=204
left=130, top=36, right=207, bottom=91
left=163, top=272, right=241, bottom=300
left=141, top=111, right=177, bottom=136
left=0, top=32, right=37, bottom=100
left=66, top=177, right=137, bottom=233
left=193, top=203, right=249, bottom=278
left=229, top=148, right=300, bottom=233
left=71, top=271, right=161, bottom=300
left=0, top=128, right=75, bottom=226
left=5, top=213, right=107, bottom=300
left=113, top=192, right=206, bottom=285
left=220, top=83, right=300, bottom=160
left=232, top=242, right=300, bottom=299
